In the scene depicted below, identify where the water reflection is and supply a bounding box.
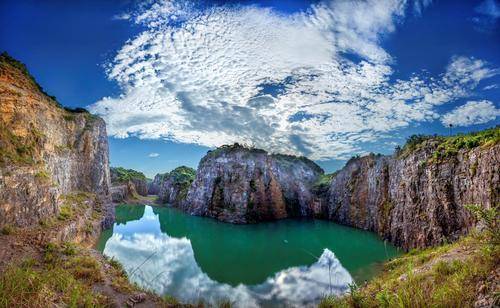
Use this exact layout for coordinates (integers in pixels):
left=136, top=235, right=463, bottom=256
left=98, top=205, right=398, bottom=307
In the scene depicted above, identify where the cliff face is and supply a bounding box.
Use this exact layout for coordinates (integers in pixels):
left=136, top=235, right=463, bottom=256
left=0, top=54, right=112, bottom=228
left=155, top=166, right=196, bottom=205
left=109, top=167, right=148, bottom=202
left=175, top=131, right=498, bottom=249
left=326, top=138, right=499, bottom=249
left=183, top=144, right=324, bottom=223
left=148, top=174, right=162, bottom=195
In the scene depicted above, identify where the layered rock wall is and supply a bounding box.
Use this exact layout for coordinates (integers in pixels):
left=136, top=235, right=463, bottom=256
left=183, top=145, right=323, bottom=223
left=0, top=54, right=112, bottom=228
left=326, top=143, right=499, bottom=249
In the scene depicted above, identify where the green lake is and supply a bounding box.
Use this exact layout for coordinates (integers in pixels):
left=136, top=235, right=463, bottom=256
left=97, top=204, right=400, bottom=307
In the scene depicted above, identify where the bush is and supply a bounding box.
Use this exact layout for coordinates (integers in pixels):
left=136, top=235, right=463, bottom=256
left=110, top=167, right=147, bottom=183
left=465, top=204, right=499, bottom=245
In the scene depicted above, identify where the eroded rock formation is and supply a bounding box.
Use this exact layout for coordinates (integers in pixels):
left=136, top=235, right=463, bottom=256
left=0, top=53, right=112, bottom=228
left=175, top=133, right=499, bottom=249
left=155, top=166, right=196, bottom=205
left=182, top=144, right=324, bottom=223
left=109, top=167, right=148, bottom=202
left=326, top=139, right=499, bottom=249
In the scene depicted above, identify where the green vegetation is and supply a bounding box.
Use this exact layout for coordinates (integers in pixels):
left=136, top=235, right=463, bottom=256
left=111, top=167, right=147, bottom=183
left=168, top=166, right=196, bottom=185
left=57, top=192, right=94, bottom=222
left=397, top=126, right=499, bottom=160
left=319, top=205, right=499, bottom=307
left=0, top=242, right=111, bottom=307
left=312, top=173, right=335, bottom=192
left=34, top=169, right=50, bottom=182
left=0, top=52, right=60, bottom=105
left=0, top=225, right=14, bottom=235
left=0, top=123, right=41, bottom=166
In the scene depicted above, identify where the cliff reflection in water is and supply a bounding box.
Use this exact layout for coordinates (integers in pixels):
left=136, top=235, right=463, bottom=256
left=97, top=205, right=400, bottom=307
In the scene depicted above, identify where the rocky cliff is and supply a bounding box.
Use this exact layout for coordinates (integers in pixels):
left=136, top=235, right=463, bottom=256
left=0, top=53, right=112, bottom=228
left=183, top=144, right=324, bottom=223
left=148, top=174, right=162, bottom=195
left=326, top=130, right=499, bottom=249
left=109, top=167, right=148, bottom=202
left=154, top=166, right=196, bottom=205
left=178, top=130, right=499, bottom=249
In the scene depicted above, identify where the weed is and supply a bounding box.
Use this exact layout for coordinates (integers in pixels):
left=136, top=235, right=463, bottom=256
left=0, top=225, right=14, bottom=235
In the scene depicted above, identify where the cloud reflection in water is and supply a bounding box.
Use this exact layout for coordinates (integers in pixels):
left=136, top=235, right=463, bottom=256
left=103, top=231, right=353, bottom=307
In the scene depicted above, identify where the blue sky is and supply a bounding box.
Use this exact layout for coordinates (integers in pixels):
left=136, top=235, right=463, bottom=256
left=1, top=0, right=499, bottom=177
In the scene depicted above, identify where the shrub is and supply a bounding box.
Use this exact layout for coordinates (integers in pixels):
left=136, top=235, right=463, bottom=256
left=110, top=167, right=147, bottom=183
left=1, top=225, right=14, bottom=235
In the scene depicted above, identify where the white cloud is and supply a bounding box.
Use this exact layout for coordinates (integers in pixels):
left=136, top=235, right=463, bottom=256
left=89, top=0, right=498, bottom=160
left=148, top=152, right=160, bottom=158
left=484, top=84, right=499, bottom=90
left=441, top=100, right=500, bottom=127
left=103, top=207, right=353, bottom=307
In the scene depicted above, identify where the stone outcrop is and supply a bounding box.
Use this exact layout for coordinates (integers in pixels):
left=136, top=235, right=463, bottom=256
left=109, top=167, right=148, bottom=202
left=177, top=133, right=499, bottom=249
left=183, top=144, right=324, bottom=223
left=326, top=140, right=499, bottom=249
left=155, top=166, right=196, bottom=205
left=148, top=174, right=162, bottom=195
left=0, top=53, right=112, bottom=228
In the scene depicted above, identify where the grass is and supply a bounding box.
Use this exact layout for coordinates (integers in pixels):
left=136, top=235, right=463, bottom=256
left=319, top=205, right=499, bottom=308
left=0, top=225, right=14, bottom=235
left=0, top=123, right=38, bottom=166
left=56, top=192, right=94, bottom=221
left=0, top=242, right=111, bottom=308
left=35, top=169, right=50, bottom=182
left=397, top=126, right=499, bottom=160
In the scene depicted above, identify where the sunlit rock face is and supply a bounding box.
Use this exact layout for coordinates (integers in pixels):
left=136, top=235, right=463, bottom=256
left=109, top=167, right=148, bottom=201
left=326, top=143, right=500, bottom=250
left=0, top=55, right=112, bottom=228
left=104, top=228, right=352, bottom=307
left=183, top=144, right=325, bottom=223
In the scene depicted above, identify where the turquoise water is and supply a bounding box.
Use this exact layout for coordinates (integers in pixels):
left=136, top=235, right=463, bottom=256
left=97, top=204, right=400, bottom=307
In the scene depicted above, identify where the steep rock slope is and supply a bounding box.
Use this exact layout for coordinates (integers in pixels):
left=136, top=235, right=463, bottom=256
left=155, top=166, right=196, bottom=205
left=0, top=53, right=112, bottom=228
left=148, top=173, right=162, bottom=195
left=327, top=130, right=499, bottom=249
left=183, top=144, right=324, bottom=223
left=109, top=167, right=148, bottom=202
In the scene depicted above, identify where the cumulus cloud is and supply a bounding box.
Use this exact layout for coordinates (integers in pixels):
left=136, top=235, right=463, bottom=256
left=148, top=152, right=160, bottom=158
left=441, top=100, right=500, bottom=127
left=89, top=0, right=498, bottom=160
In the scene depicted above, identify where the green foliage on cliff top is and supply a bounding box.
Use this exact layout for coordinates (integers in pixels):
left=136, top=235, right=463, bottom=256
left=319, top=205, right=499, bottom=308
left=204, top=143, right=324, bottom=174
left=111, top=167, right=147, bottom=183
left=312, top=173, right=335, bottom=192
left=397, top=126, right=499, bottom=159
left=205, top=143, right=267, bottom=158
left=167, top=166, right=196, bottom=184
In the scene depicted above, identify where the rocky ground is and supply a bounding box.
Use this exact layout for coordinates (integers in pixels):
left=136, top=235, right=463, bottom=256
left=0, top=192, right=167, bottom=307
